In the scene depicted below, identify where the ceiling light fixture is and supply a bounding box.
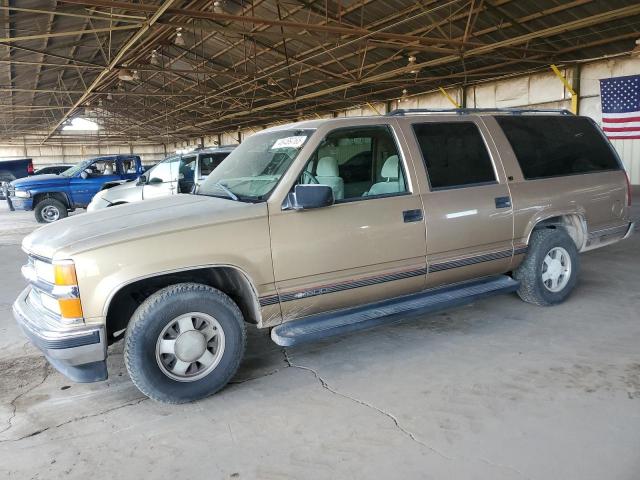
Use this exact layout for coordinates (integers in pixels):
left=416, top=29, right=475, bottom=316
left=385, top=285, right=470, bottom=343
left=150, top=49, right=159, bottom=66
left=408, top=55, right=420, bottom=74
left=132, top=70, right=140, bottom=82
left=174, top=27, right=185, bottom=47
left=106, top=92, right=113, bottom=101
left=118, top=68, right=134, bottom=81
left=267, top=77, right=277, bottom=86
left=213, top=0, right=224, bottom=13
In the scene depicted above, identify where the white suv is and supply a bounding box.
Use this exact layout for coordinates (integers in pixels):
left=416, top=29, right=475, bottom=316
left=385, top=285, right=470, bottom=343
left=88, top=146, right=235, bottom=211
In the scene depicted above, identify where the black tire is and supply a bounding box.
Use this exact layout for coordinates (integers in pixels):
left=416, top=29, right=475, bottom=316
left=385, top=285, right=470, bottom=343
left=513, top=228, right=579, bottom=306
left=124, top=283, right=246, bottom=404
left=34, top=198, right=68, bottom=223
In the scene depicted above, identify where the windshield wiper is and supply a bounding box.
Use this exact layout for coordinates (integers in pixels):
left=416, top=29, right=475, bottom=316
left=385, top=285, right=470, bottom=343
left=212, top=181, right=238, bottom=201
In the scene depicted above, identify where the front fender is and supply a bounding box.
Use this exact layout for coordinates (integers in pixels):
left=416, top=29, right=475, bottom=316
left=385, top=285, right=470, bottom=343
left=31, top=187, right=72, bottom=207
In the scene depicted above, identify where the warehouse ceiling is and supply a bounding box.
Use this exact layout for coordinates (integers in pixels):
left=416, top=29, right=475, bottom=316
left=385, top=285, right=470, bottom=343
left=1, top=0, right=640, bottom=144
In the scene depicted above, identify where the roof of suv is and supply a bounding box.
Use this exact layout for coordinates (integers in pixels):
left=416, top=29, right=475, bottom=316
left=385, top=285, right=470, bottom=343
left=194, top=145, right=237, bottom=154
left=262, top=108, right=575, bottom=132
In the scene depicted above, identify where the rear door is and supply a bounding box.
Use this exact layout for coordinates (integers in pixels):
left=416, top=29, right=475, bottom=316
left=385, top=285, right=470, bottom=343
left=177, top=155, right=197, bottom=193
left=119, top=157, right=141, bottom=182
left=398, top=116, right=515, bottom=288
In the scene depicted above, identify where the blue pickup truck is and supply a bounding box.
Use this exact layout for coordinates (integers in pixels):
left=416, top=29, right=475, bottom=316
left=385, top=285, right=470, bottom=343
left=6, top=154, right=143, bottom=223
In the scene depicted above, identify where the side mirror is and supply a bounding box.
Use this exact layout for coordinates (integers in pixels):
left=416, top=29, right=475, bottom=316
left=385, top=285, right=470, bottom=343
left=80, top=171, right=89, bottom=179
left=136, top=174, right=147, bottom=185
left=148, top=177, right=163, bottom=185
left=291, top=184, right=334, bottom=210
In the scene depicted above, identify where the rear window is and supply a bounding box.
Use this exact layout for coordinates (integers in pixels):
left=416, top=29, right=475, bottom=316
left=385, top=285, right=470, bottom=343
left=495, top=116, right=621, bottom=180
left=412, top=122, right=496, bottom=190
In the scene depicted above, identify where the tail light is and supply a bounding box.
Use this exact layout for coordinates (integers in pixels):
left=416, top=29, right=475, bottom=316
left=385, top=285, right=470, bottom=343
left=27, top=160, right=34, bottom=175
left=624, top=171, right=632, bottom=207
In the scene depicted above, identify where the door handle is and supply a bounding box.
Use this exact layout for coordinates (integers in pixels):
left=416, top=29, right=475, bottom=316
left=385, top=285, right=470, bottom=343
left=403, top=209, right=423, bottom=223
left=495, top=196, right=511, bottom=209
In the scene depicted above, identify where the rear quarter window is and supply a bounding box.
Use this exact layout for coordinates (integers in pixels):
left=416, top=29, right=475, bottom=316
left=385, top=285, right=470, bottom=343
left=495, top=116, right=621, bottom=179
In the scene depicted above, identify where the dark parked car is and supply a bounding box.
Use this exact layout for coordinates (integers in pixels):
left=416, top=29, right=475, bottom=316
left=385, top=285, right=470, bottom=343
left=0, top=158, right=33, bottom=200
left=34, top=164, right=74, bottom=175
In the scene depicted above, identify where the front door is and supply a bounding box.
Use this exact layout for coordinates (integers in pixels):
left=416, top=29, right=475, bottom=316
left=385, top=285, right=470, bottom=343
left=268, top=124, right=427, bottom=321
left=70, top=158, right=121, bottom=206
left=401, top=118, right=515, bottom=288
left=143, top=155, right=179, bottom=200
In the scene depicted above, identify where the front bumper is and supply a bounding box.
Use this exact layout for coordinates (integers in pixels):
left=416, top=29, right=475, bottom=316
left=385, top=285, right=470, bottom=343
left=623, top=221, right=636, bottom=240
left=6, top=196, right=32, bottom=211
left=12, top=287, right=108, bottom=383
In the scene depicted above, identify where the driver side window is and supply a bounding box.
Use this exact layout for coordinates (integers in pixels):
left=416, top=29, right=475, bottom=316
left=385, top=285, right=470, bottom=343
left=148, top=156, right=179, bottom=183
left=298, top=125, right=407, bottom=201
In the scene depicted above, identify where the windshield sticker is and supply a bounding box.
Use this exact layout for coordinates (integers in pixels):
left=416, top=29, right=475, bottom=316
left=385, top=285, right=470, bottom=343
left=270, top=136, right=307, bottom=150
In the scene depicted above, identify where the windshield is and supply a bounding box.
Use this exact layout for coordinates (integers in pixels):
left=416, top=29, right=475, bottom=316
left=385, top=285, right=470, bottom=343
left=198, top=129, right=314, bottom=201
left=60, top=158, right=97, bottom=177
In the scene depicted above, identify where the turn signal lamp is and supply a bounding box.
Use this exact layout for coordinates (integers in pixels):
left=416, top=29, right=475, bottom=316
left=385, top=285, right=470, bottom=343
left=54, top=262, right=78, bottom=286
left=53, top=261, right=83, bottom=321
left=59, top=298, right=84, bottom=319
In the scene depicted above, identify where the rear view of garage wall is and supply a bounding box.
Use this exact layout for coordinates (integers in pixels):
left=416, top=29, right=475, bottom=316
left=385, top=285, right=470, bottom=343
left=341, top=56, right=640, bottom=184
left=0, top=141, right=168, bottom=168
left=1, top=56, right=638, bottom=182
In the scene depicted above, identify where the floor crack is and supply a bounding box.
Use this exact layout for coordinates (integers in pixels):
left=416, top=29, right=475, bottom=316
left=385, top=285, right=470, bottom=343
left=0, top=397, right=148, bottom=443
left=0, top=362, right=50, bottom=436
left=282, top=349, right=453, bottom=461
left=476, top=456, right=532, bottom=480
left=229, top=367, right=284, bottom=385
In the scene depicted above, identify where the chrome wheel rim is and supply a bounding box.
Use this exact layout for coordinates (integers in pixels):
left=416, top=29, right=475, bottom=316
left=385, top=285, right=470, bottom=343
left=155, top=312, right=225, bottom=382
left=541, top=246, right=571, bottom=292
left=41, top=205, right=60, bottom=222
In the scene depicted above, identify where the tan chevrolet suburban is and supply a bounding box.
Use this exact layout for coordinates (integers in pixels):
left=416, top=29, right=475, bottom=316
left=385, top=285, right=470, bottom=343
left=13, top=109, right=634, bottom=403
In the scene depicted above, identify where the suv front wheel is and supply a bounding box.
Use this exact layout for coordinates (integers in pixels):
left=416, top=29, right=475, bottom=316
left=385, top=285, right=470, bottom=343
left=124, top=283, right=246, bottom=403
left=513, top=228, right=579, bottom=306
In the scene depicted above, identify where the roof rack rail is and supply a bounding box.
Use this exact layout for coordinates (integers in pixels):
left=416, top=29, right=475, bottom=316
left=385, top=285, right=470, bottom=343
left=386, top=108, right=574, bottom=116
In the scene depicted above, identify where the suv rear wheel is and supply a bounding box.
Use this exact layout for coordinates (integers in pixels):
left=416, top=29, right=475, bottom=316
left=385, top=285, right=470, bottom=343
left=513, top=228, right=579, bottom=306
left=34, top=198, right=68, bottom=223
left=124, top=283, right=246, bottom=403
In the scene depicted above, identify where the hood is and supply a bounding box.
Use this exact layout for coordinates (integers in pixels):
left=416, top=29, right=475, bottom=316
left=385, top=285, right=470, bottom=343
left=103, top=179, right=140, bottom=196
left=23, top=194, right=267, bottom=259
left=11, top=174, right=69, bottom=190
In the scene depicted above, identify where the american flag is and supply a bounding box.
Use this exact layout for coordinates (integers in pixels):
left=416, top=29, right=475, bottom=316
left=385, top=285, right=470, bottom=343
left=599, top=74, right=640, bottom=139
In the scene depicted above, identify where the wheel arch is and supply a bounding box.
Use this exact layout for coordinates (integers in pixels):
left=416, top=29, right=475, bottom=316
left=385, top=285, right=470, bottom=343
left=32, top=191, right=71, bottom=209
left=525, top=212, right=587, bottom=251
left=104, top=265, right=261, bottom=343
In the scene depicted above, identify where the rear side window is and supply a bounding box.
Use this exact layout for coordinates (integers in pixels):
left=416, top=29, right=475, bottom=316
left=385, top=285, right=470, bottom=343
left=495, top=116, right=621, bottom=179
left=412, top=122, right=496, bottom=190
left=199, top=153, right=230, bottom=177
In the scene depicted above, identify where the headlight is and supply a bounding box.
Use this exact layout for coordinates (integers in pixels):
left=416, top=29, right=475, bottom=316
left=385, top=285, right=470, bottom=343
left=24, top=257, right=84, bottom=324
left=14, top=190, right=31, bottom=198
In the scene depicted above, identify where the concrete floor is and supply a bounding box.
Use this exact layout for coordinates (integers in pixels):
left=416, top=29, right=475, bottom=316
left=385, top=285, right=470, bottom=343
left=0, top=201, right=639, bottom=480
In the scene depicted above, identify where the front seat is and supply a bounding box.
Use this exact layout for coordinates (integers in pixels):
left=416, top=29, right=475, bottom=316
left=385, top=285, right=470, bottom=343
left=103, top=163, right=114, bottom=175
left=316, top=156, right=344, bottom=200
left=366, top=155, right=403, bottom=196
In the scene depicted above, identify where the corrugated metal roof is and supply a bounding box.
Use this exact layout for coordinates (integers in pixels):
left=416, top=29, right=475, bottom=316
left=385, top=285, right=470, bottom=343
left=0, top=0, right=639, bottom=143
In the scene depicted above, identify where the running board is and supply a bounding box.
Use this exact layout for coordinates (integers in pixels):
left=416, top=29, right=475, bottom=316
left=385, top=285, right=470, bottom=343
left=271, top=275, right=519, bottom=347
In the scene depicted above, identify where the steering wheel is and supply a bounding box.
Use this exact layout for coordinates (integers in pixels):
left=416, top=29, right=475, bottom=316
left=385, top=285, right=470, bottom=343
left=301, top=170, right=319, bottom=184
